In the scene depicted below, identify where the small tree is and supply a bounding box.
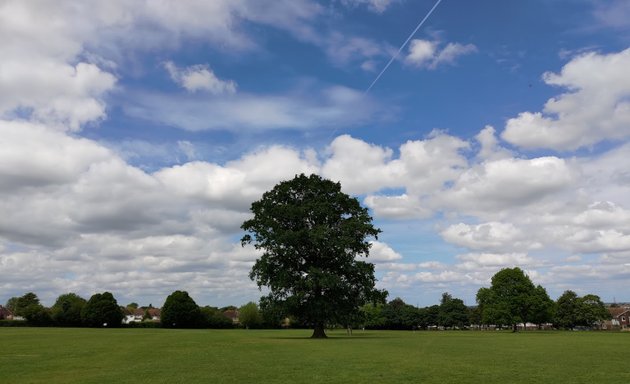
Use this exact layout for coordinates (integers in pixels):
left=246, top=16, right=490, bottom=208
left=51, top=293, right=87, bottom=327
left=81, top=292, right=123, bottom=327
left=239, top=302, right=263, bottom=329
left=242, top=174, right=387, bottom=338
left=161, top=291, right=201, bottom=328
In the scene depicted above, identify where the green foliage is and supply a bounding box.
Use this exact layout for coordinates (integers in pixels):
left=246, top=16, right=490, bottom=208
left=242, top=174, right=387, bottom=338
left=359, top=303, right=387, bottom=329
left=51, top=293, right=87, bottom=327
left=528, top=285, right=555, bottom=326
left=418, top=305, right=440, bottom=329
left=381, top=298, right=421, bottom=330
left=199, top=306, right=233, bottom=328
left=14, top=292, right=52, bottom=326
left=239, top=302, right=263, bottom=329
left=5, top=296, right=19, bottom=313
left=578, top=294, right=611, bottom=327
left=161, top=290, right=202, bottom=328
left=259, top=296, right=286, bottom=328
left=555, top=290, right=596, bottom=329
left=565, top=293, right=610, bottom=328
left=476, top=268, right=551, bottom=330
left=14, top=292, right=40, bottom=316
left=438, top=292, right=469, bottom=328
left=81, top=292, right=123, bottom=327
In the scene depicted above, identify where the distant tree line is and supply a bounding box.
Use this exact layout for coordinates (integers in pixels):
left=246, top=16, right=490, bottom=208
left=1, top=268, right=612, bottom=330
left=348, top=268, right=610, bottom=331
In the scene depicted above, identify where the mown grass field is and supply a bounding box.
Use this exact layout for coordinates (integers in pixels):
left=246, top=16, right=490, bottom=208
left=0, top=328, right=627, bottom=384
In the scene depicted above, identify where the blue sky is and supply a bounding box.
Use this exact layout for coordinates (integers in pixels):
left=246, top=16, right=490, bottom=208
left=1, top=0, right=630, bottom=308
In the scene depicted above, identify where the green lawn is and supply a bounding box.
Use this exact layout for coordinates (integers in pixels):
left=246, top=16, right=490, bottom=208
left=0, top=328, right=627, bottom=384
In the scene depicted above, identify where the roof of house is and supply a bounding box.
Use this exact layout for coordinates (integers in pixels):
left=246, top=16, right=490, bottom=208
left=608, top=307, right=630, bottom=318
left=132, top=308, right=161, bottom=317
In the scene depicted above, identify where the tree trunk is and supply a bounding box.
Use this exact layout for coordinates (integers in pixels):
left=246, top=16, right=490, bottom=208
left=512, top=323, right=518, bottom=332
left=311, top=323, right=327, bottom=338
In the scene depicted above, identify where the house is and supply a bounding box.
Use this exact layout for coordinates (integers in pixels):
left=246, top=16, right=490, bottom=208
left=0, top=305, right=12, bottom=320
left=223, top=309, right=239, bottom=324
left=123, top=307, right=161, bottom=324
left=602, top=307, right=630, bottom=330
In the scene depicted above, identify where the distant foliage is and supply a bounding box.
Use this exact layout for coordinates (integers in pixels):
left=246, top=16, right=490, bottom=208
left=476, top=268, right=553, bottom=331
left=199, top=306, right=233, bottom=328
left=555, top=290, right=610, bottom=329
left=51, top=293, right=87, bottom=327
left=14, top=292, right=52, bottom=326
left=81, top=292, right=123, bottom=327
left=161, top=290, right=202, bottom=328
left=239, top=302, right=263, bottom=329
left=438, top=292, right=469, bottom=328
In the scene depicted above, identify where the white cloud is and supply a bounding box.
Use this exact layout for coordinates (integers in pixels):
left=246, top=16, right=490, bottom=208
left=124, top=85, right=378, bottom=132
left=364, top=194, right=431, bottom=219
left=368, top=241, right=403, bottom=262
left=440, top=156, right=575, bottom=215
left=502, top=49, right=630, bottom=150
left=0, top=120, right=112, bottom=192
left=455, top=252, right=538, bottom=271
left=340, top=0, right=398, bottom=13
left=475, top=125, right=512, bottom=161
left=323, top=131, right=468, bottom=198
left=405, top=39, right=477, bottom=70
left=441, top=222, right=540, bottom=252
left=164, top=61, right=237, bottom=94
left=0, top=61, right=116, bottom=131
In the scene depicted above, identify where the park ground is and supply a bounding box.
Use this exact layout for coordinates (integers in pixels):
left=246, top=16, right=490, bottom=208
left=0, top=328, right=628, bottom=384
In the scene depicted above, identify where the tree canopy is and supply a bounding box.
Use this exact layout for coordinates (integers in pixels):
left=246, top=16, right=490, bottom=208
left=476, top=268, right=552, bottom=331
left=239, top=302, right=263, bottom=329
left=51, top=293, right=87, bottom=326
left=555, top=290, right=610, bottom=329
left=161, top=290, right=202, bottom=328
left=438, top=292, right=469, bottom=329
left=242, top=174, right=386, bottom=338
left=81, top=292, right=123, bottom=327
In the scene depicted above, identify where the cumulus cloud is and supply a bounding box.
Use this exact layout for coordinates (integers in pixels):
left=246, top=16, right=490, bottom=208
left=439, top=156, right=575, bottom=215
left=124, top=85, right=378, bottom=132
left=502, top=49, right=630, bottom=150
left=0, top=121, right=321, bottom=304
left=441, top=222, right=541, bottom=252
left=368, top=241, right=403, bottom=262
left=164, top=61, right=237, bottom=94
left=405, top=39, right=477, bottom=69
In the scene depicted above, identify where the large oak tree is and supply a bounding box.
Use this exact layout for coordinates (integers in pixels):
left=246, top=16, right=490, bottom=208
left=242, top=174, right=386, bottom=338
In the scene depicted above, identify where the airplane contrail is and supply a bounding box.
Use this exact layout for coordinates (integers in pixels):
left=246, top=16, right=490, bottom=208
left=365, top=0, right=444, bottom=94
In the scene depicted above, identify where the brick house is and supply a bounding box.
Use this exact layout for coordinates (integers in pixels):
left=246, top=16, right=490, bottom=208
left=603, top=307, right=630, bottom=330
left=223, top=309, right=239, bottom=324
left=0, top=305, right=12, bottom=320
